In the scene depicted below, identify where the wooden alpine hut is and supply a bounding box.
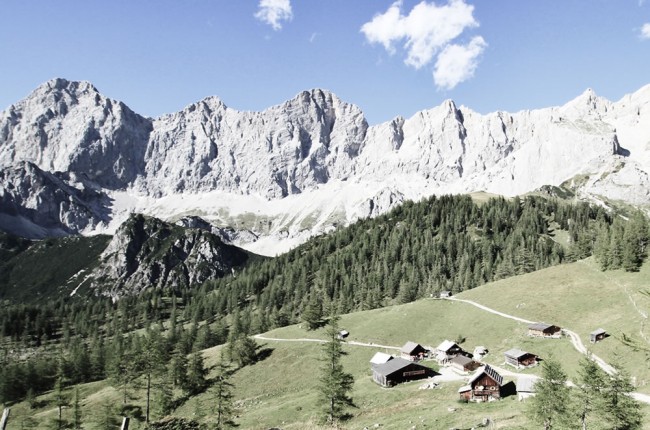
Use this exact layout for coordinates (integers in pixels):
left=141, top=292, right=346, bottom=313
left=372, top=357, right=435, bottom=387
left=504, top=348, right=539, bottom=369
left=458, top=364, right=504, bottom=402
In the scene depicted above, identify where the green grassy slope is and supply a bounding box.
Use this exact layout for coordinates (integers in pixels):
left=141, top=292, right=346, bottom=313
left=459, top=257, right=650, bottom=388
left=7, top=258, right=650, bottom=429
left=0, top=234, right=111, bottom=303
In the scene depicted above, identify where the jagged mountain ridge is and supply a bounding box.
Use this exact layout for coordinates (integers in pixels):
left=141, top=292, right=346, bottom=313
left=1, top=78, right=649, bottom=255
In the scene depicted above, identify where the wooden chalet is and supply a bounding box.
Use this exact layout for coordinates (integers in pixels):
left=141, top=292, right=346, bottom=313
left=590, top=328, right=607, bottom=343
left=372, top=357, right=435, bottom=387
left=504, top=348, right=538, bottom=369
left=400, top=341, right=428, bottom=361
left=528, top=322, right=562, bottom=338
left=369, top=352, right=393, bottom=366
left=450, top=355, right=481, bottom=373
left=439, top=290, right=452, bottom=298
left=516, top=376, right=538, bottom=401
left=434, top=340, right=470, bottom=364
left=458, top=364, right=504, bottom=402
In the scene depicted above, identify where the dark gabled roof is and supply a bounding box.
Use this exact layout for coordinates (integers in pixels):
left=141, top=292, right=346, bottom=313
left=451, top=355, right=474, bottom=367
left=469, top=364, right=503, bottom=386
left=401, top=341, right=424, bottom=354
left=372, top=357, right=428, bottom=377
left=528, top=322, right=557, bottom=331
left=590, top=328, right=606, bottom=336
left=504, top=348, right=533, bottom=359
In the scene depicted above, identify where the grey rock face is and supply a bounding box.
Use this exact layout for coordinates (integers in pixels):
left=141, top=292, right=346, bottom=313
left=1, top=79, right=649, bottom=254
left=0, top=78, right=152, bottom=189
left=0, top=161, right=111, bottom=238
left=90, top=214, right=250, bottom=297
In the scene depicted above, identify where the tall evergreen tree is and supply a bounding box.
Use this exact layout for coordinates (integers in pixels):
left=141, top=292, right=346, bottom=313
left=575, top=355, right=607, bottom=430
left=318, top=315, right=354, bottom=425
left=528, top=357, right=570, bottom=430
left=602, top=363, right=643, bottom=430
left=212, top=350, right=236, bottom=429
left=302, top=293, right=324, bottom=330
left=185, top=352, right=208, bottom=395
left=72, top=387, right=83, bottom=430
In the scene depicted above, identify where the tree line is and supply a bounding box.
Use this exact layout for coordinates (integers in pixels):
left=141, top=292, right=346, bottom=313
left=1, top=194, right=648, bottom=409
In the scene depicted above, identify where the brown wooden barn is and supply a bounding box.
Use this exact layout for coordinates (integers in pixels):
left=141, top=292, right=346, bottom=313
left=590, top=328, right=607, bottom=343
left=504, top=348, right=538, bottom=369
left=458, top=364, right=504, bottom=402
left=400, top=341, right=428, bottom=361
left=528, top=322, right=562, bottom=338
left=371, top=357, right=436, bottom=387
left=450, top=355, right=481, bottom=372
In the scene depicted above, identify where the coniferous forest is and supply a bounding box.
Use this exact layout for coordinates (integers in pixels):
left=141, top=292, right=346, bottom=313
left=0, top=194, right=648, bottom=411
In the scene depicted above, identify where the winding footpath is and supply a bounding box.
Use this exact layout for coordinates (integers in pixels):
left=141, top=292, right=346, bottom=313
left=444, top=297, right=650, bottom=404
left=253, top=296, right=650, bottom=405
left=253, top=334, right=400, bottom=351
left=445, top=297, right=616, bottom=375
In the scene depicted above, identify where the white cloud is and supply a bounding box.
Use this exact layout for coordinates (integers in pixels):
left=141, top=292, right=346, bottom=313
left=641, top=23, right=650, bottom=39
left=361, top=0, right=484, bottom=89
left=361, top=0, right=479, bottom=69
left=255, top=0, right=293, bottom=31
left=434, top=36, right=486, bottom=90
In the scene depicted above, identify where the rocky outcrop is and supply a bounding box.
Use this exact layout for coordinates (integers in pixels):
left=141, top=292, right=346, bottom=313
left=0, top=161, right=111, bottom=238
left=90, top=214, right=251, bottom=297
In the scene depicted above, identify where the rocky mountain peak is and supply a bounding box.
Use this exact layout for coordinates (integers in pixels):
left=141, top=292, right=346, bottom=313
left=1, top=79, right=650, bottom=255
left=90, top=213, right=252, bottom=297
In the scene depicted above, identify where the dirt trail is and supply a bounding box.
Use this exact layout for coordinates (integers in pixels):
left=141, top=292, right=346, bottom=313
left=253, top=334, right=400, bottom=351
left=446, top=297, right=616, bottom=375
left=445, top=297, right=650, bottom=403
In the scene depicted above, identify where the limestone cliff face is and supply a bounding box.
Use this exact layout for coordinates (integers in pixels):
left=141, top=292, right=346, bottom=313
left=0, top=79, right=152, bottom=189
left=1, top=79, right=649, bottom=255
left=0, top=161, right=111, bottom=238
left=89, top=214, right=250, bottom=298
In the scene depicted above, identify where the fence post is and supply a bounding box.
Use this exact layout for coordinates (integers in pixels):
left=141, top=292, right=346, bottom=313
left=120, top=416, right=130, bottom=430
left=0, top=408, right=9, bottom=430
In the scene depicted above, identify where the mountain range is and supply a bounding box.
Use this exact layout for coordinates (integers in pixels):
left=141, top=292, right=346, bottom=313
left=1, top=78, right=649, bottom=256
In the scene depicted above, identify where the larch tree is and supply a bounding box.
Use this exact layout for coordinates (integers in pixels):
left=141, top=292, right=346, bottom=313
left=575, top=355, right=607, bottom=430
left=212, top=350, right=236, bottom=429
left=602, top=363, right=643, bottom=430
left=528, top=357, right=570, bottom=430
left=318, top=315, right=354, bottom=425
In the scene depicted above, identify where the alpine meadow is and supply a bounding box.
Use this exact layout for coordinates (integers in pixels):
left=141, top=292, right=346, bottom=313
left=2, top=1, right=650, bottom=429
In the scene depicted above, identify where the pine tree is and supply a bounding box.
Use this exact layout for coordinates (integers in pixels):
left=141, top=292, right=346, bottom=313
left=575, top=355, right=607, bottom=430
left=302, top=293, right=324, bottom=330
left=135, top=329, right=168, bottom=424
left=212, top=350, right=236, bottom=429
left=318, top=315, right=354, bottom=425
left=185, top=352, right=208, bottom=395
left=231, top=336, right=259, bottom=368
left=72, top=387, right=83, bottom=430
left=602, top=363, right=643, bottom=430
left=528, top=357, right=570, bottom=430
left=51, top=356, right=70, bottom=430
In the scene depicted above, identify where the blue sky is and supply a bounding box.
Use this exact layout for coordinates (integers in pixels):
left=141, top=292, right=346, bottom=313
left=1, top=0, right=649, bottom=125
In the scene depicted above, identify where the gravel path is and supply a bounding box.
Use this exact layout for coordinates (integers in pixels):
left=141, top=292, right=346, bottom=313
left=445, top=297, right=649, bottom=403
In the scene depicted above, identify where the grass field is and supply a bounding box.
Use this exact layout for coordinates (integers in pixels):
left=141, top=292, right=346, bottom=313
left=459, top=257, right=650, bottom=391
left=7, top=258, right=650, bottom=429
